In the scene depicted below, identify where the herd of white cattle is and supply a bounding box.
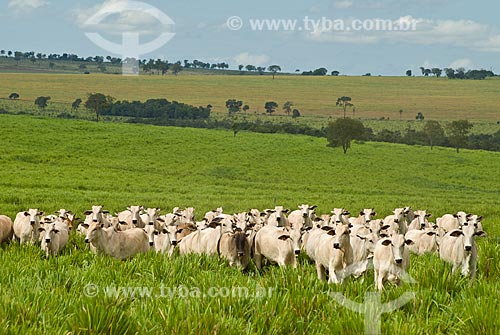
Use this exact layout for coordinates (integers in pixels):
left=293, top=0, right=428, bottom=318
left=0, top=204, right=487, bottom=290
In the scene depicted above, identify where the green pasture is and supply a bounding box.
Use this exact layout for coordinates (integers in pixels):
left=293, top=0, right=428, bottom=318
left=1, top=72, right=499, bottom=122
left=0, top=114, right=499, bottom=334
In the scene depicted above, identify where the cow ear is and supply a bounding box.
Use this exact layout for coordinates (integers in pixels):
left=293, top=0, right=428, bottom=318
left=82, top=223, right=89, bottom=229
left=24, top=212, right=30, bottom=216
left=426, top=213, right=432, bottom=217
left=157, top=217, right=165, bottom=222
left=426, top=231, right=436, bottom=236
left=359, top=211, right=364, bottom=216
left=380, top=225, right=390, bottom=230
left=379, top=233, right=389, bottom=238
left=381, top=239, right=391, bottom=246
left=477, top=216, right=483, bottom=221
left=327, top=230, right=336, bottom=236
left=282, top=209, right=290, bottom=214
left=310, top=205, right=318, bottom=210
left=321, top=226, right=333, bottom=231
left=38, top=228, right=45, bottom=232
left=475, top=230, right=487, bottom=237
left=102, top=210, right=109, bottom=214
left=453, top=214, right=458, bottom=218
left=119, top=221, right=128, bottom=225
left=278, top=235, right=290, bottom=241
left=54, top=230, right=59, bottom=234
left=176, top=229, right=184, bottom=234
left=450, top=230, right=463, bottom=237
left=356, top=234, right=366, bottom=240
left=372, top=212, right=377, bottom=216
left=38, top=212, right=45, bottom=216
left=405, top=239, right=414, bottom=245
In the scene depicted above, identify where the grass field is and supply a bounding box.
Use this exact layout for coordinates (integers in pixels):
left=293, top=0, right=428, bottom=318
left=0, top=114, right=499, bottom=334
left=1, top=72, right=500, bottom=122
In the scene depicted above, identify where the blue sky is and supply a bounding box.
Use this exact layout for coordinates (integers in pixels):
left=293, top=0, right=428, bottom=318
left=1, top=0, right=500, bottom=75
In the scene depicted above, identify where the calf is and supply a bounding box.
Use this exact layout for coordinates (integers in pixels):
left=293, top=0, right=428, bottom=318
left=439, top=225, right=486, bottom=279
left=39, top=221, right=69, bottom=258
left=218, top=229, right=251, bottom=269
left=373, top=234, right=413, bottom=290
left=315, top=224, right=353, bottom=284
left=13, top=209, right=43, bottom=245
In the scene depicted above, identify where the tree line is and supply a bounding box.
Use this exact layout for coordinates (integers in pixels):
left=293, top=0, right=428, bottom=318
left=406, top=67, right=495, bottom=80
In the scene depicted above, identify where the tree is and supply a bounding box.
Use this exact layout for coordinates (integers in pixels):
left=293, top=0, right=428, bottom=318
left=399, top=109, right=404, bottom=121
left=245, top=65, right=256, bottom=72
left=447, top=120, right=473, bottom=153
left=242, top=104, right=250, bottom=113
left=85, top=93, right=114, bottom=122
left=8, top=93, right=19, bottom=100
left=283, top=101, right=293, bottom=116
left=268, top=65, right=281, bottom=79
left=313, top=67, right=328, bottom=76
left=170, top=63, right=182, bottom=75
left=431, top=68, right=442, bottom=77
left=49, top=62, right=55, bottom=69
left=424, top=68, right=431, bottom=76
left=331, top=71, right=340, bottom=76
left=406, top=70, right=412, bottom=77
left=292, top=109, right=301, bottom=118
left=264, top=101, right=278, bottom=115
left=225, top=99, right=243, bottom=115
left=416, top=112, right=424, bottom=121
left=34, top=96, right=51, bottom=110
left=326, top=118, right=365, bottom=154
left=336, top=96, right=354, bottom=119
left=423, top=120, right=445, bottom=150
left=238, top=65, right=244, bottom=71
left=72, top=98, right=82, bottom=110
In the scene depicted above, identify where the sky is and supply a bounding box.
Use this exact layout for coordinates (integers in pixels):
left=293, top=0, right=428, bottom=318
left=1, top=0, right=500, bottom=75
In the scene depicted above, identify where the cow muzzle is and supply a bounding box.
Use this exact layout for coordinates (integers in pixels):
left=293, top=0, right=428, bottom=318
left=465, top=245, right=472, bottom=251
left=294, top=249, right=300, bottom=255
left=45, top=239, right=51, bottom=243
left=171, top=241, right=177, bottom=246
left=149, top=241, right=154, bottom=247
left=333, top=243, right=340, bottom=249
left=395, top=258, right=403, bottom=264
left=84, top=238, right=90, bottom=243
left=238, top=251, right=244, bottom=257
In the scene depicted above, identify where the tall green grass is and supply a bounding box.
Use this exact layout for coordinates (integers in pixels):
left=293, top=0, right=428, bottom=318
left=0, top=114, right=498, bottom=334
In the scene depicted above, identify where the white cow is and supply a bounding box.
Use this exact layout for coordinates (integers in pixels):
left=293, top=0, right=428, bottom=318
left=315, top=224, right=353, bottom=284
left=439, top=225, right=486, bottom=279
left=302, top=226, right=332, bottom=262
left=407, top=210, right=432, bottom=231
left=13, top=209, right=43, bottom=244
left=288, top=204, right=317, bottom=230
left=373, top=234, right=413, bottom=290
left=204, top=207, right=224, bottom=223
left=0, top=215, right=13, bottom=245
left=329, top=208, right=351, bottom=227
left=144, top=222, right=178, bottom=255
left=140, top=208, right=161, bottom=227
left=175, top=207, right=196, bottom=225
left=349, top=208, right=376, bottom=227
left=39, top=221, right=69, bottom=258
left=349, top=226, right=379, bottom=277
left=84, top=219, right=150, bottom=260
left=265, top=206, right=290, bottom=227
left=383, top=207, right=412, bottom=235
left=218, top=228, right=251, bottom=269
left=254, top=225, right=298, bottom=269
left=405, top=228, right=439, bottom=255
left=178, top=224, right=222, bottom=256
left=117, top=205, right=146, bottom=229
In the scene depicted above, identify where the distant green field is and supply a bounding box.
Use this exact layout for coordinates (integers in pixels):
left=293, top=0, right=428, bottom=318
left=0, top=114, right=499, bottom=334
left=1, top=72, right=499, bottom=122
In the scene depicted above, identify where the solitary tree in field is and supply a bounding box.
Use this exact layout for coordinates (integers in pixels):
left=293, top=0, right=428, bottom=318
left=225, top=99, right=243, bottom=115
left=72, top=98, right=82, bottom=110
left=336, top=96, right=354, bottom=119
left=242, top=104, right=250, bottom=113
left=35, top=96, right=51, bottom=110
left=326, top=118, right=365, bottom=154
left=283, top=101, right=293, bottom=116
left=238, top=65, right=244, bottom=71
left=447, top=120, right=473, bottom=153
left=399, top=109, right=404, bottom=121
left=406, top=70, right=412, bottom=77
left=85, top=93, right=114, bottom=122
left=9, top=93, right=19, bottom=100
left=416, top=112, right=424, bottom=121
left=292, top=109, right=301, bottom=118
left=331, top=70, right=340, bottom=76
left=423, top=120, right=445, bottom=150
left=264, top=101, right=278, bottom=115
left=268, top=65, right=281, bottom=79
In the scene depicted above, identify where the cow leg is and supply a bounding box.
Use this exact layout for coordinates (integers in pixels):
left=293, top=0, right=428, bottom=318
left=254, top=253, right=262, bottom=270
left=316, top=261, right=326, bottom=281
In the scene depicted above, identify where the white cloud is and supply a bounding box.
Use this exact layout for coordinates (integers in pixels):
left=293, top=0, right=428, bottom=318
left=448, top=58, right=474, bottom=69
left=73, top=0, right=174, bottom=36
left=333, top=1, right=353, bottom=9
left=304, top=15, right=500, bottom=53
left=233, top=52, right=270, bottom=66
left=8, top=0, right=49, bottom=11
